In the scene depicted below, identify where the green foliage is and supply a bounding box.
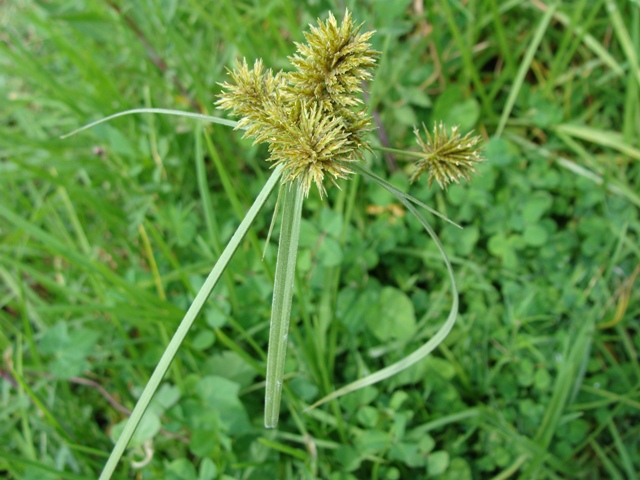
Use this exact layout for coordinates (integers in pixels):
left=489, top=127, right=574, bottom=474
left=1, top=0, right=639, bottom=479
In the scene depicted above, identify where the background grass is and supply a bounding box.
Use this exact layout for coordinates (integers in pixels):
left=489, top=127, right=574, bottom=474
left=1, top=0, right=639, bottom=479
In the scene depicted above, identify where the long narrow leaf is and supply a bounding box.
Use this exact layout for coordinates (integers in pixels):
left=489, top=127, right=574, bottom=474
left=60, top=108, right=238, bottom=139
left=554, top=123, right=640, bottom=161
left=306, top=164, right=459, bottom=411
left=99, top=165, right=282, bottom=479
left=264, top=182, right=304, bottom=428
left=495, top=3, right=558, bottom=137
left=355, top=161, right=461, bottom=228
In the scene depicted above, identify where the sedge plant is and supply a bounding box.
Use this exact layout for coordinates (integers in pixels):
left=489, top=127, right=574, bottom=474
left=62, top=9, right=483, bottom=479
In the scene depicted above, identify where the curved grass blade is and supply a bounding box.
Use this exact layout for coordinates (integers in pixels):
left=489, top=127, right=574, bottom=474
left=305, top=165, right=458, bottom=412
left=60, top=108, right=238, bottom=139
left=264, top=181, right=305, bottom=428
left=99, top=165, right=283, bottom=480
left=353, top=163, right=461, bottom=228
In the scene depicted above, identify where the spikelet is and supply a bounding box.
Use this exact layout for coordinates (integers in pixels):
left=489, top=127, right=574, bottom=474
left=287, top=10, right=377, bottom=112
left=410, top=122, right=484, bottom=189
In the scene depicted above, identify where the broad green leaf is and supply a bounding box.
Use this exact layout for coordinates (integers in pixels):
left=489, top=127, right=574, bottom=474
left=335, top=445, right=362, bottom=472
left=442, top=458, right=472, bottom=480
left=522, top=192, right=553, bottom=223
left=149, top=383, right=181, bottom=413
left=198, top=459, right=218, bottom=480
left=195, top=376, right=250, bottom=434
left=317, top=237, right=343, bottom=267
left=523, top=224, right=548, bottom=246
left=166, top=458, right=198, bottom=480
left=389, top=442, right=426, bottom=468
left=354, top=430, right=391, bottom=455
left=39, top=323, right=69, bottom=354
left=39, top=323, right=100, bottom=379
left=191, top=330, right=215, bottom=350
left=204, top=350, right=255, bottom=388
left=109, top=411, right=161, bottom=447
left=484, top=137, right=520, bottom=166
left=366, top=287, right=416, bottom=341
left=428, top=450, right=450, bottom=476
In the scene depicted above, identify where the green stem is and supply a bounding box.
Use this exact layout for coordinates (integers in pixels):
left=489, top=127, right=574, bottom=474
left=99, top=165, right=282, bottom=480
left=264, top=181, right=305, bottom=428
left=372, top=145, right=425, bottom=159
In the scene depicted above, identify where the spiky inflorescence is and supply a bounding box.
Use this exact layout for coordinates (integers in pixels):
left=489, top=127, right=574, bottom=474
left=288, top=10, right=377, bottom=112
left=410, top=122, right=484, bottom=189
left=216, top=9, right=378, bottom=197
left=216, top=59, right=288, bottom=143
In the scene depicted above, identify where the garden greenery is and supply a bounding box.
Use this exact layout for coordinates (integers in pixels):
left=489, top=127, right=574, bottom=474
left=64, top=9, right=483, bottom=479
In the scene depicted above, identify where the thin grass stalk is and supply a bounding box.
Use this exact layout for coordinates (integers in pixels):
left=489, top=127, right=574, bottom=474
left=60, top=108, right=238, bottom=139
left=264, top=181, right=305, bottom=428
left=99, top=165, right=283, bottom=480
left=495, top=2, right=558, bottom=137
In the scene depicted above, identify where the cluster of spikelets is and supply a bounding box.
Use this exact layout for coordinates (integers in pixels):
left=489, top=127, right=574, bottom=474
left=218, top=9, right=484, bottom=195
left=217, top=9, right=377, bottom=197
left=411, top=122, right=484, bottom=188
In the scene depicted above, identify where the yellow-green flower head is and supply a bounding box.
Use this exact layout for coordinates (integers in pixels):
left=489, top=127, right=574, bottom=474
left=269, top=101, right=356, bottom=197
left=216, top=9, right=378, bottom=197
left=411, top=122, right=484, bottom=189
left=216, top=58, right=287, bottom=142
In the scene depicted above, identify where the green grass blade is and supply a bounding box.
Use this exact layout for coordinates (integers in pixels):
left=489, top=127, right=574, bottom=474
left=263, top=186, right=284, bottom=260
left=264, top=182, right=304, bottom=428
left=0, top=204, right=171, bottom=313
left=495, top=2, right=558, bottom=137
left=356, top=154, right=462, bottom=228
left=520, top=318, right=594, bottom=477
left=605, top=0, right=640, bottom=85
left=554, top=124, right=640, bottom=161
left=541, top=1, right=624, bottom=78
left=507, top=133, right=640, bottom=208
left=60, top=108, right=238, bottom=139
left=99, top=165, right=282, bottom=480
left=608, top=420, right=639, bottom=480
left=0, top=448, right=96, bottom=480
left=438, top=0, right=494, bottom=119
left=590, top=440, right=625, bottom=480
left=305, top=164, right=459, bottom=412
left=202, top=131, right=273, bottom=281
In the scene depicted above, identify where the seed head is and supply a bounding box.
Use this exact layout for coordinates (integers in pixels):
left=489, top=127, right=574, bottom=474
left=216, top=9, right=378, bottom=197
left=269, top=101, right=356, bottom=197
left=410, top=122, right=484, bottom=189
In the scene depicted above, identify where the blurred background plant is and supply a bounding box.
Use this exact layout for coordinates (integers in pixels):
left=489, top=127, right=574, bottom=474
left=1, top=1, right=639, bottom=479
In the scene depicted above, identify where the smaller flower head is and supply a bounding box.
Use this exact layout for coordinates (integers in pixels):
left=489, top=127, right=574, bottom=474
left=411, top=122, right=484, bottom=189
